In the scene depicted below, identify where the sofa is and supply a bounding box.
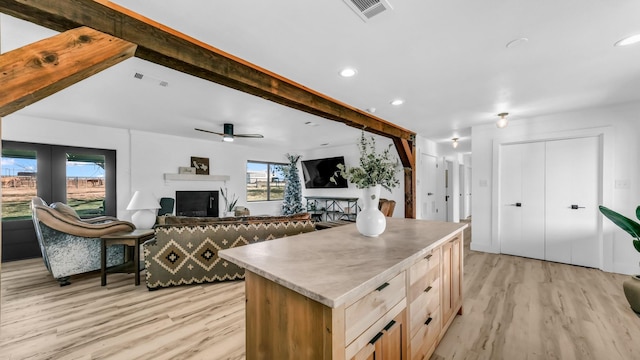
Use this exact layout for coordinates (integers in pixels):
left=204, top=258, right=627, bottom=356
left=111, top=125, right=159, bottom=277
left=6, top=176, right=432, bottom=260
left=143, top=213, right=316, bottom=289
left=30, top=197, right=135, bottom=285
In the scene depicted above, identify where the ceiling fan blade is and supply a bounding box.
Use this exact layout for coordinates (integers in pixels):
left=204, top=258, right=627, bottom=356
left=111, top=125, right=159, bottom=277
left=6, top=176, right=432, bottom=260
left=195, top=128, right=224, bottom=136
left=234, top=133, right=264, bottom=138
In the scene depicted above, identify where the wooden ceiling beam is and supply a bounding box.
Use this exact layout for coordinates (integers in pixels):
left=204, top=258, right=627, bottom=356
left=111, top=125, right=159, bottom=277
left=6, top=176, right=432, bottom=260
left=0, top=0, right=415, bottom=141
left=0, top=26, right=136, bottom=117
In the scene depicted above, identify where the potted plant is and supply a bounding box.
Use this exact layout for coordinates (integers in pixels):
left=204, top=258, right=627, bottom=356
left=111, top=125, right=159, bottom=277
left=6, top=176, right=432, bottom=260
left=220, top=187, right=238, bottom=217
left=331, top=131, right=400, bottom=237
left=599, top=205, right=640, bottom=313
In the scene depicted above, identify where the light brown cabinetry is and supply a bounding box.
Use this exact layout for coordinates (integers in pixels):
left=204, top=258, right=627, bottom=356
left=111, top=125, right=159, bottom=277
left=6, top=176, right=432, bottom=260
left=441, top=236, right=463, bottom=331
left=221, top=220, right=467, bottom=360
left=407, top=234, right=463, bottom=360
left=407, top=247, right=441, bottom=359
left=351, top=310, right=406, bottom=360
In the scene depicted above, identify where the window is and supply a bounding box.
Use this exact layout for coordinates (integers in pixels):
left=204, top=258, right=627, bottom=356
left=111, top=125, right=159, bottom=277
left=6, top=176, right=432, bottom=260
left=246, top=161, right=286, bottom=201
left=1, top=148, right=38, bottom=221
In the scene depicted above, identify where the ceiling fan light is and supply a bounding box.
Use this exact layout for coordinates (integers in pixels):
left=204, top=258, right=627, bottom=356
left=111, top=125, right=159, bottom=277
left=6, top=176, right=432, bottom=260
left=452, top=138, right=459, bottom=148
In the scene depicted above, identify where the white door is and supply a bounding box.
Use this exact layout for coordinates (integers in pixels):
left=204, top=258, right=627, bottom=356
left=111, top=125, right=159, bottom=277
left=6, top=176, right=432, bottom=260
left=446, top=161, right=453, bottom=222
left=459, top=164, right=465, bottom=220
left=545, top=137, right=600, bottom=268
left=499, top=142, right=546, bottom=259
left=420, top=154, right=438, bottom=220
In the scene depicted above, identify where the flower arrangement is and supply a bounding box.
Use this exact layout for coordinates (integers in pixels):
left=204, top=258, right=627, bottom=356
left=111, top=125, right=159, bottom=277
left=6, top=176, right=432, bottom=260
left=331, top=131, right=400, bottom=192
left=220, top=187, right=238, bottom=212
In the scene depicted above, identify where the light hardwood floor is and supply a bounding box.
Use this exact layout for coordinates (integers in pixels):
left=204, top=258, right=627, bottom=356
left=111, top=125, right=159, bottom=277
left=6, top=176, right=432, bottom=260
left=1, top=223, right=640, bottom=359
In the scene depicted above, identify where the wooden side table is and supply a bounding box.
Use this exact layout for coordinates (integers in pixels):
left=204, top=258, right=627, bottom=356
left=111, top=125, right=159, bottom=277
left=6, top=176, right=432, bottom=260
left=101, top=229, right=155, bottom=286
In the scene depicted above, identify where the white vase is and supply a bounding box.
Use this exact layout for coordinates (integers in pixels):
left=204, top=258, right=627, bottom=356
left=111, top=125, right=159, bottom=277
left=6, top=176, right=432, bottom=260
left=223, top=211, right=235, bottom=217
left=356, top=185, right=386, bottom=237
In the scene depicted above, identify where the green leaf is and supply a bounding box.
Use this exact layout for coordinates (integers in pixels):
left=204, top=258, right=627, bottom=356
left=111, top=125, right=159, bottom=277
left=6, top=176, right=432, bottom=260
left=599, top=205, right=640, bottom=242
left=637, top=206, right=640, bottom=222
left=634, top=239, right=640, bottom=253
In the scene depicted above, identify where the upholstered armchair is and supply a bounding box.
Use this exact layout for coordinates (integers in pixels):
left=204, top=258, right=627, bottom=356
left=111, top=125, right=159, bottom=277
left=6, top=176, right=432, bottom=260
left=30, top=197, right=136, bottom=286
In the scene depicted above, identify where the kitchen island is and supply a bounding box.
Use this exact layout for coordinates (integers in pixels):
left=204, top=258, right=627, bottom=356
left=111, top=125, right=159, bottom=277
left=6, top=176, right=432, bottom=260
left=219, top=218, right=467, bottom=360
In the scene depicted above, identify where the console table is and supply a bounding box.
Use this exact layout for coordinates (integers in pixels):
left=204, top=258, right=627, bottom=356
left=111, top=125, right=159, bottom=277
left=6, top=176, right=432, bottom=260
left=305, top=196, right=359, bottom=221
left=219, top=218, right=467, bottom=359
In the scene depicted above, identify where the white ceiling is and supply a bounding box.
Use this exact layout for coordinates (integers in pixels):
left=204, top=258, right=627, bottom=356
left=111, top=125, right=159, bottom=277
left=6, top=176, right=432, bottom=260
left=3, top=0, right=640, bottom=153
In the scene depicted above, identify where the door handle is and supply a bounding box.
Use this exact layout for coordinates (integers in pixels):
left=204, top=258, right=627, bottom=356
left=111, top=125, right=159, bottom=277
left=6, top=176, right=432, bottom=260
left=508, top=202, right=522, bottom=207
left=570, top=205, right=585, bottom=209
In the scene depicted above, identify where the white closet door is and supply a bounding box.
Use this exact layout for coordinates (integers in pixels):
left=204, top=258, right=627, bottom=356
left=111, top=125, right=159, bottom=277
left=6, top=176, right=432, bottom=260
left=499, top=142, right=546, bottom=259
left=545, top=137, right=600, bottom=267
left=420, top=154, right=438, bottom=220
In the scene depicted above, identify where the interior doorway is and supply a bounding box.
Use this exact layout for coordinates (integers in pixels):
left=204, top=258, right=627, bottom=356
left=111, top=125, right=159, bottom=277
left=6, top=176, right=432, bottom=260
left=420, top=153, right=439, bottom=220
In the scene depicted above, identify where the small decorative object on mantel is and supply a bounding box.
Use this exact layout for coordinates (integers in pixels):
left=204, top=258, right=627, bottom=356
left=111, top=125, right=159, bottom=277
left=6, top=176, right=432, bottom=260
left=599, top=205, right=640, bottom=314
left=191, top=156, right=210, bottom=175
left=331, top=131, right=400, bottom=237
left=220, top=187, right=238, bottom=217
left=178, top=166, right=196, bottom=174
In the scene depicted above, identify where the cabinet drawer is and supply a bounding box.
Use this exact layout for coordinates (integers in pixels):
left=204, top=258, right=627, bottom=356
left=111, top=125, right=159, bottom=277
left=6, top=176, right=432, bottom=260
left=408, top=276, right=439, bottom=338
left=345, top=271, right=406, bottom=345
left=408, top=248, right=440, bottom=303
left=409, top=306, right=441, bottom=360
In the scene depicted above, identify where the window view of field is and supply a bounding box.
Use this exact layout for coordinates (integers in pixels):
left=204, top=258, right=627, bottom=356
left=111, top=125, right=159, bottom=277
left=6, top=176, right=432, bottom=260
left=1, top=153, right=106, bottom=221
left=246, top=162, right=286, bottom=201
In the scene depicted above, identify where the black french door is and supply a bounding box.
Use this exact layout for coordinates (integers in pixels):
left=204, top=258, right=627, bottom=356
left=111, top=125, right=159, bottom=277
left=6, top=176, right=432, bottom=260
left=1, top=141, right=116, bottom=262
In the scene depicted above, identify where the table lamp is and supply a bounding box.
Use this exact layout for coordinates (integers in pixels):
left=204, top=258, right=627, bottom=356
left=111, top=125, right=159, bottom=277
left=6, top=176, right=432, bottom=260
left=126, top=190, right=160, bottom=229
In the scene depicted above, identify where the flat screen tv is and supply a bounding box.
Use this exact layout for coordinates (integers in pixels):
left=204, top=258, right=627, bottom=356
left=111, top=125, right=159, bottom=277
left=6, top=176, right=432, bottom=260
left=301, top=156, right=348, bottom=189
left=175, top=190, right=219, bottom=217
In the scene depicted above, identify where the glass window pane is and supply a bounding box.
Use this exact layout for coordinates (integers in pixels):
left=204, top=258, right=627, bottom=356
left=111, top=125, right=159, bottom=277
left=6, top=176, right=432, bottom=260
left=247, top=162, right=268, bottom=202
left=66, top=153, right=106, bottom=217
left=1, top=150, right=37, bottom=221
left=269, top=164, right=286, bottom=200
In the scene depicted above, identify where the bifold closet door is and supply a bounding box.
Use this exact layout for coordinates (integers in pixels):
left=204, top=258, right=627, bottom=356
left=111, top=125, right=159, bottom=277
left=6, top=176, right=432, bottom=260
left=545, top=137, right=599, bottom=268
left=499, top=142, right=545, bottom=259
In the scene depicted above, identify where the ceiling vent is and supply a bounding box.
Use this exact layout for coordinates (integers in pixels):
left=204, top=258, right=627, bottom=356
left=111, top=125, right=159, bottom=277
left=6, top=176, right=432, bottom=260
left=343, top=0, right=393, bottom=21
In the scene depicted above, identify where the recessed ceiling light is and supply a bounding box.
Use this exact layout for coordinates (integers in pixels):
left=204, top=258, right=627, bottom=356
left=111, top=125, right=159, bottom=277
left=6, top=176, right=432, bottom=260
left=320, top=143, right=330, bottom=146
left=339, top=68, right=357, bottom=77
left=390, top=99, right=404, bottom=106
left=305, top=121, right=319, bottom=127
left=366, top=107, right=376, bottom=113
left=615, top=33, right=640, bottom=47
left=505, top=37, right=529, bottom=48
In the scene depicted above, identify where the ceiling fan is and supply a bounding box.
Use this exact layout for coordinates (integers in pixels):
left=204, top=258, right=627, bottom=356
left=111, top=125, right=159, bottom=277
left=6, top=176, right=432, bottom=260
left=195, top=123, right=264, bottom=142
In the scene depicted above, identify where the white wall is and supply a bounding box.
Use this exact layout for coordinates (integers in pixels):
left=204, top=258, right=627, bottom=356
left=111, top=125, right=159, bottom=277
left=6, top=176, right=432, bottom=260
left=471, top=102, right=640, bottom=274
left=3, top=114, right=294, bottom=219
left=301, top=134, right=405, bottom=218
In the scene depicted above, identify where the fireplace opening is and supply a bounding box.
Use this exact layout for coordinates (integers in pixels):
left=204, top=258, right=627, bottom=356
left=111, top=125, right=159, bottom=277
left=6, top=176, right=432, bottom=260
left=175, top=190, right=219, bottom=217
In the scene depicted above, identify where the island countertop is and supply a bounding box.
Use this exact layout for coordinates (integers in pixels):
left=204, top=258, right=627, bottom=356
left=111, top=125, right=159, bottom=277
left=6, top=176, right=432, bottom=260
left=218, top=218, right=467, bottom=308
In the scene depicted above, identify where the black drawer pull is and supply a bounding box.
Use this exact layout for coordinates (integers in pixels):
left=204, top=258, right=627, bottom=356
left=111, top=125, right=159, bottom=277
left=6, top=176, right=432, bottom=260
left=425, top=317, right=433, bottom=325
left=424, top=254, right=432, bottom=260
left=376, top=282, right=390, bottom=291
left=369, top=331, right=384, bottom=345
left=424, top=286, right=432, bottom=293
left=383, top=320, right=396, bottom=331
